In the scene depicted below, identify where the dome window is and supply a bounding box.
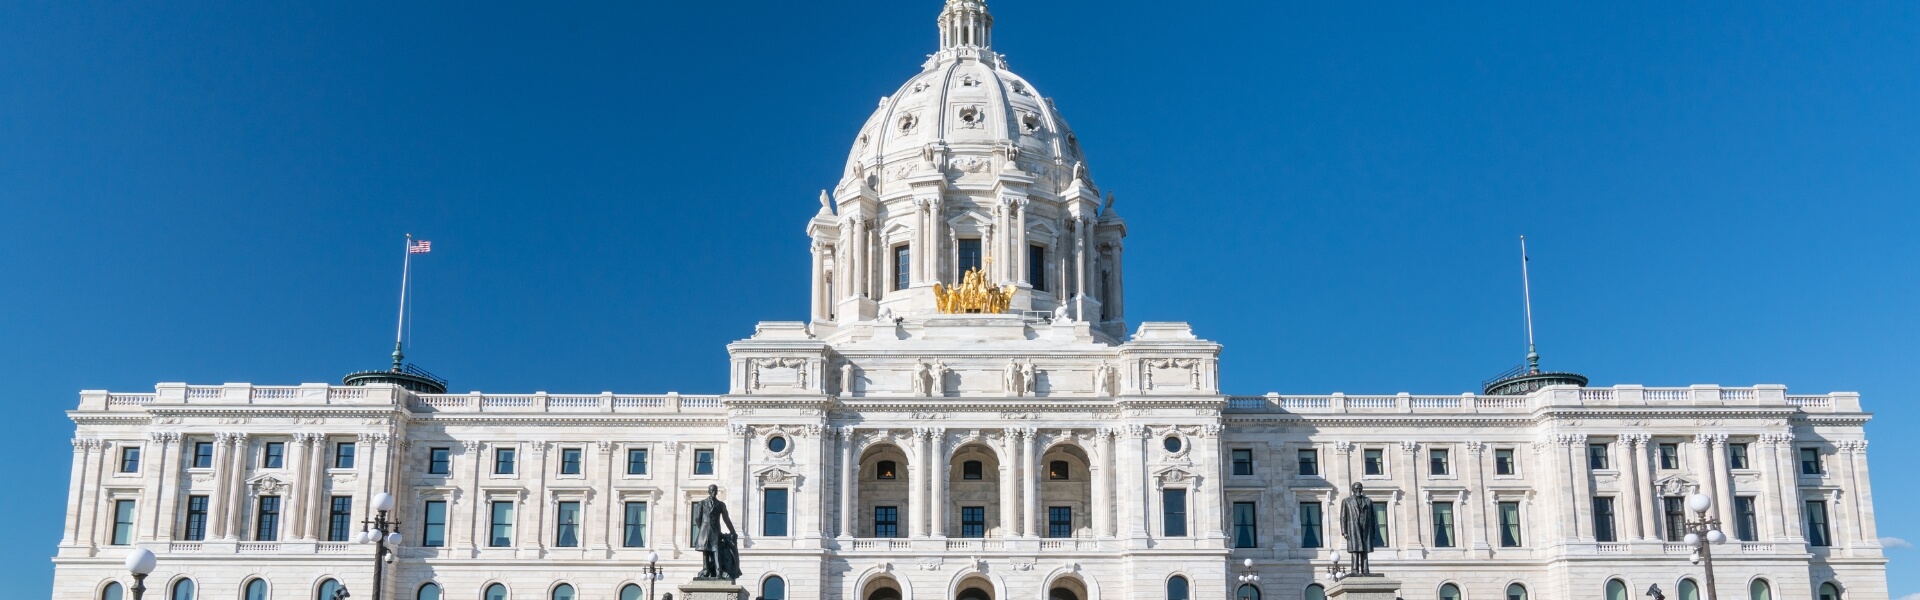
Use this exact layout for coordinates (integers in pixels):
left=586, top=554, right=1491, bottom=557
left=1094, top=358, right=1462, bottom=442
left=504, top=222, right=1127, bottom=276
left=1010, top=81, right=1030, bottom=96
left=1020, top=112, right=1043, bottom=135
left=958, top=106, right=983, bottom=129
left=897, top=114, right=918, bottom=134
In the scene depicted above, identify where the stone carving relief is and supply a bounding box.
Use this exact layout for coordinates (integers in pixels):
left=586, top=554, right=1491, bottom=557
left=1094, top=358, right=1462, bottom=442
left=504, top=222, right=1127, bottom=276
left=756, top=467, right=802, bottom=489
left=1002, top=359, right=1039, bottom=397
left=1655, top=475, right=1698, bottom=497
left=247, top=475, right=287, bottom=496
left=1092, top=362, right=1116, bottom=397
left=949, top=156, right=990, bottom=174
left=957, top=74, right=980, bottom=88
left=956, top=105, right=984, bottom=129
left=897, top=113, right=919, bottom=135
left=1143, top=358, right=1201, bottom=390
left=749, top=358, right=809, bottom=392
left=912, top=360, right=949, bottom=397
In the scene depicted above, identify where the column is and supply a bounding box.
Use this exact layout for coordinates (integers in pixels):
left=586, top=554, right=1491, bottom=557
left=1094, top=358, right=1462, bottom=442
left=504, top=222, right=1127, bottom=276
left=1846, top=441, right=1874, bottom=546
left=1773, top=436, right=1804, bottom=539
left=1129, top=425, right=1152, bottom=539
left=1022, top=428, right=1040, bottom=538
left=283, top=433, right=309, bottom=540
left=1556, top=435, right=1585, bottom=541
left=1110, top=242, right=1125, bottom=320
left=1465, top=442, right=1488, bottom=552
left=146, top=434, right=180, bottom=541
left=1692, top=433, right=1718, bottom=526
left=1709, top=434, right=1734, bottom=528
left=839, top=428, right=857, bottom=539
left=62, top=439, right=94, bottom=545
left=908, top=429, right=927, bottom=538
left=1014, top=200, right=1028, bottom=285
left=1399, top=442, right=1424, bottom=550
left=810, top=242, right=825, bottom=320
left=305, top=435, right=329, bottom=542
left=855, top=217, right=870, bottom=297
left=930, top=428, right=949, bottom=537
left=528, top=442, right=551, bottom=550
left=999, top=431, right=1019, bottom=537
left=226, top=433, right=251, bottom=540
left=1093, top=429, right=1114, bottom=537
left=1623, top=434, right=1650, bottom=541
left=206, top=433, right=231, bottom=540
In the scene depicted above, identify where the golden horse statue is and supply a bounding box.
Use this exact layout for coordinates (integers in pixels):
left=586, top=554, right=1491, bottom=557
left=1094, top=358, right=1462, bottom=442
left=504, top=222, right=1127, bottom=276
left=933, top=267, right=1016, bottom=314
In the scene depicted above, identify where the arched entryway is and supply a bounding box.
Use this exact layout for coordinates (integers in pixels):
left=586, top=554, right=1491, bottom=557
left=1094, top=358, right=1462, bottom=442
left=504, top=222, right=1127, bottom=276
left=1047, top=576, right=1088, bottom=600
left=859, top=443, right=911, bottom=538
left=862, top=575, right=904, bottom=600
left=1038, top=443, right=1093, bottom=538
left=953, top=575, right=994, bottom=600
left=947, top=441, right=1004, bottom=538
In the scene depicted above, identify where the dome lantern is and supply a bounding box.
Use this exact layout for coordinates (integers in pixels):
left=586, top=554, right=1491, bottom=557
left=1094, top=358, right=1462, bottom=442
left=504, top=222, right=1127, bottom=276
left=938, top=0, right=993, bottom=52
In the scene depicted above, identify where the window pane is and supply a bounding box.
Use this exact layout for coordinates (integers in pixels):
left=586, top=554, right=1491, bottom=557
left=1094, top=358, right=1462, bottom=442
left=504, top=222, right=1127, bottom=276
left=102, top=582, right=124, bottom=600
left=1305, top=584, right=1326, bottom=600
left=193, top=442, right=214, bottom=469
left=1729, top=443, right=1749, bottom=469
left=1660, top=443, right=1680, bottom=469
left=484, top=584, right=507, bottom=600
left=963, top=460, right=983, bottom=480
left=245, top=580, right=267, bottom=600
left=417, top=583, right=442, bottom=600
left=555, top=502, right=581, bottom=547
left=1806, top=501, right=1831, bottom=546
left=1299, top=502, right=1322, bottom=548
left=961, top=506, right=985, bottom=538
left=263, top=443, right=283, bottom=469
left=1298, top=450, right=1319, bottom=476
left=112, top=500, right=136, bottom=545
left=620, top=585, right=643, bottom=600
left=171, top=578, right=195, bottom=600
left=1232, top=502, right=1257, bottom=548
left=424, top=501, right=447, bottom=547
left=1819, top=583, right=1840, bottom=600
left=764, top=576, right=786, bottom=600
left=1593, top=497, right=1616, bottom=542
left=1370, top=502, right=1389, bottom=547
left=1498, top=501, right=1522, bottom=547
left=628, top=449, right=649, bottom=475
left=764, top=489, right=789, bottom=537
left=121, top=447, right=142, bottom=473
left=624, top=502, right=649, bottom=547
left=1440, top=584, right=1461, bottom=600
left=1162, top=489, right=1187, bottom=537
left=490, top=501, right=515, bottom=547
left=1505, top=584, right=1528, bottom=600
left=958, top=238, right=983, bottom=273
left=1232, top=449, right=1253, bottom=476
left=1750, top=580, right=1773, bottom=600
left=694, top=449, right=715, bottom=475
left=335, top=443, right=356, bottom=469
left=496, top=448, right=516, bottom=474
left=1587, top=444, right=1609, bottom=469
left=1236, top=584, right=1261, bottom=600
left=1049, top=460, right=1069, bottom=480
left=551, top=583, right=575, bottom=600
left=1167, top=576, right=1190, bottom=600
left=1801, top=448, right=1822, bottom=474
left=1028, top=244, right=1046, bottom=291
left=255, top=496, right=280, bottom=542
left=1363, top=449, right=1383, bottom=475
left=183, top=496, right=209, bottom=541
left=1429, top=449, right=1449, bottom=475
left=1606, top=580, right=1627, bottom=600
left=1431, top=502, right=1455, bottom=548
left=327, top=496, right=352, bottom=542
left=1679, top=579, right=1700, bottom=600
left=1495, top=449, right=1515, bottom=475
left=874, top=506, right=899, bottom=538
left=1735, top=497, right=1759, bottom=541
left=1049, top=506, right=1073, bottom=539
left=561, top=448, right=582, bottom=475
left=894, top=245, right=911, bottom=291
left=428, top=447, right=450, bottom=475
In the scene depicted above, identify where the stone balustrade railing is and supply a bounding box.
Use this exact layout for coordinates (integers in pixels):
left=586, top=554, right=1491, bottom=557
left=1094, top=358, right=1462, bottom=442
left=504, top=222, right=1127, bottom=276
left=79, top=383, right=725, bottom=414
left=1225, top=385, right=1858, bottom=414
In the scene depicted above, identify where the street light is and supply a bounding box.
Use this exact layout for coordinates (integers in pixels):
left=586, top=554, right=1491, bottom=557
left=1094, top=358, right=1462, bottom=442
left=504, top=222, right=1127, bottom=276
left=1322, top=550, right=1348, bottom=581
left=357, top=492, right=403, bottom=600
left=124, top=548, right=156, bottom=600
left=1681, top=492, right=1727, bottom=600
left=1237, top=558, right=1261, bottom=599
left=645, top=550, right=665, bottom=600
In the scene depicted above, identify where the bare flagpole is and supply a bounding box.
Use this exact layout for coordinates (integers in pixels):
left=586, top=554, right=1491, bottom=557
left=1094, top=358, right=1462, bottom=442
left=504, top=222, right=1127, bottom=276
left=1519, top=235, right=1539, bottom=374
left=393, top=233, right=412, bottom=371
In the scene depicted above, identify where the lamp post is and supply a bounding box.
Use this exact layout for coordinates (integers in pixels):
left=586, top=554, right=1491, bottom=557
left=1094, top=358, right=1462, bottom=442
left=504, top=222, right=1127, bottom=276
left=124, top=548, right=156, bottom=600
left=356, top=492, right=403, bottom=600
left=1323, top=550, right=1348, bottom=581
left=1236, top=558, right=1262, bottom=599
left=645, top=551, right=664, bottom=600
left=1682, top=492, right=1728, bottom=600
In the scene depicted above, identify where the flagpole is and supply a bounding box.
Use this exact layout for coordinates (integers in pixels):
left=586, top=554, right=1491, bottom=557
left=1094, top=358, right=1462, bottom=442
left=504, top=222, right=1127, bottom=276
left=393, top=234, right=411, bottom=371
left=1519, top=235, right=1538, bottom=373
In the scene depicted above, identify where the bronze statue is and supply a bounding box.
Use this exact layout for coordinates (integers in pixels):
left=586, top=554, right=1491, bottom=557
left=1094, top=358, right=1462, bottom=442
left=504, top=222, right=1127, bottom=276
left=933, top=266, right=1016, bottom=314
left=1340, top=482, right=1377, bottom=575
left=691, top=484, right=741, bottom=582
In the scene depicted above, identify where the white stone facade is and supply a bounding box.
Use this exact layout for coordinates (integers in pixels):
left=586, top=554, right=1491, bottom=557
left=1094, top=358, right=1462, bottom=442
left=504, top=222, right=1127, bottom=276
left=51, top=2, right=1887, bottom=600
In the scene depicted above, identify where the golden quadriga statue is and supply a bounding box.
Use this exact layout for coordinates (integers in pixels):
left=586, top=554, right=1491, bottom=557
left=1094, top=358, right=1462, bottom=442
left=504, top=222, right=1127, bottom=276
left=933, top=267, right=1016, bottom=314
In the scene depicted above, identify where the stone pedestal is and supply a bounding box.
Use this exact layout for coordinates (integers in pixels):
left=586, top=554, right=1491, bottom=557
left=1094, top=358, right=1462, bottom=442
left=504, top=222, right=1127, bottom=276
left=676, top=580, right=745, bottom=600
left=1327, top=575, right=1401, bottom=600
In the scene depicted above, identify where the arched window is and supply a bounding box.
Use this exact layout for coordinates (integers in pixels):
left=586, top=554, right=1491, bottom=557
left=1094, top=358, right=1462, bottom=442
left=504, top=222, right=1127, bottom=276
left=1236, top=583, right=1261, bottom=600
left=963, top=460, right=984, bottom=480
left=1439, top=583, right=1462, bottom=600
left=316, top=579, right=343, bottom=600
left=1167, top=576, right=1190, bottom=600
left=484, top=584, right=508, bottom=600
left=551, top=583, right=575, bottom=600
left=417, top=583, right=442, bottom=600
left=957, top=589, right=991, bottom=600
left=1305, top=584, right=1327, bottom=600
left=100, top=582, right=124, bottom=600
left=171, top=578, right=196, bottom=600
left=877, top=460, right=897, bottom=480
left=1679, top=579, right=1701, bottom=600
left=1819, top=582, right=1842, bottom=600
left=244, top=579, right=268, bottom=600
left=619, top=584, right=643, bottom=600
left=1505, top=583, right=1528, bottom=600
left=1749, top=579, right=1772, bottom=600
left=1605, top=579, right=1628, bottom=600
left=763, top=576, right=787, bottom=600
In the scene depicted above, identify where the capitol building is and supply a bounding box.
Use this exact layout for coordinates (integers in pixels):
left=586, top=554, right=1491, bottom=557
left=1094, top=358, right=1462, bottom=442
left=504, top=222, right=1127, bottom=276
left=53, top=2, right=1885, bottom=600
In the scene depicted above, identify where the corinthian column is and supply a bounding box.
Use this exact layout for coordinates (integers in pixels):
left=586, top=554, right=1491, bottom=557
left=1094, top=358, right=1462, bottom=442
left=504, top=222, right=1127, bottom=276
left=908, top=429, right=927, bottom=538
left=1093, top=429, right=1114, bottom=538
left=839, top=428, right=856, bottom=539
left=1708, top=434, right=1733, bottom=528
left=225, top=433, right=250, bottom=540
left=1623, top=434, right=1650, bottom=541
left=930, top=429, right=949, bottom=537
left=207, top=433, right=232, bottom=540
left=1022, top=428, right=1040, bottom=538
left=284, top=433, right=310, bottom=540
left=999, top=431, right=1019, bottom=537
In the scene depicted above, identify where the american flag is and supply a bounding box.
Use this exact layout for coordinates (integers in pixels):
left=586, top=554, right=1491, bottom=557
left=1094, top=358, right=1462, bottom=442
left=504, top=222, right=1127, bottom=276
left=408, top=240, right=432, bottom=254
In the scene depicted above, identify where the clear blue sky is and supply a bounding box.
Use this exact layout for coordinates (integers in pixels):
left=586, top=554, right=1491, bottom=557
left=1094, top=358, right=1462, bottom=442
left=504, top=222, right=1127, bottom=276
left=3, top=1, right=1916, bottom=597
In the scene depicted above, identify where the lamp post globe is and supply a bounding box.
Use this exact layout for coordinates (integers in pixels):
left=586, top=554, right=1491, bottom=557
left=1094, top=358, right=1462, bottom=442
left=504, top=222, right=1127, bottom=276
left=125, top=548, right=156, bottom=575
left=1706, top=529, right=1726, bottom=544
left=373, top=492, right=396, bottom=512
left=1686, top=493, right=1713, bottom=514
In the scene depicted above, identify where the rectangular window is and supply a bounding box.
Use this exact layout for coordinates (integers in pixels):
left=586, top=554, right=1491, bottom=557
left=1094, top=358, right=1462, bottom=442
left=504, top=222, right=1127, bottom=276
left=193, top=442, right=214, bottom=469
left=1232, top=502, right=1258, bottom=548
left=1497, top=501, right=1522, bottom=547
left=1593, top=497, right=1617, bottom=542
left=1232, top=449, right=1254, bottom=476
left=1162, top=489, right=1188, bottom=537
left=1495, top=448, right=1516, bottom=475
left=1429, top=449, right=1450, bottom=475
left=423, top=501, right=447, bottom=547
left=111, top=499, right=136, bottom=545
left=627, top=449, right=649, bottom=475
left=893, top=245, right=910, bottom=291
left=962, top=461, right=983, bottom=480
left=960, top=506, right=985, bottom=538
left=560, top=448, right=583, bottom=475
left=1659, top=443, right=1680, bottom=469
left=874, top=506, right=900, bottom=538
left=1028, top=244, right=1047, bottom=292
left=1363, top=449, right=1384, bottom=475
left=1663, top=497, right=1688, bottom=541
left=119, top=447, right=142, bottom=473
left=1431, top=502, right=1456, bottom=548
left=763, top=489, right=789, bottom=537
left=1370, top=502, right=1389, bottom=547
left=694, top=449, right=715, bottom=475
left=255, top=496, right=281, bottom=542
left=555, top=501, right=581, bottom=547
left=1587, top=443, right=1610, bottom=469
left=958, top=238, right=983, bottom=274
left=1806, top=500, right=1832, bottom=546
left=326, top=496, right=352, bottom=542
left=495, top=448, right=517, bottom=475
left=489, top=501, right=515, bottom=547
left=1800, top=448, right=1823, bottom=475
left=1299, top=502, right=1323, bottom=548
left=1049, top=506, right=1073, bottom=539
left=428, top=447, right=451, bottom=475
left=623, top=502, right=648, bottom=547
left=334, top=442, right=356, bottom=469
left=263, top=442, right=284, bottom=469
left=1298, top=449, right=1319, bottom=476
left=1729, top=443, right=1750, bottom=470
left=183, top=496, right=209, bottom=541
left=1734, top=496, right=1759, bottom=542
